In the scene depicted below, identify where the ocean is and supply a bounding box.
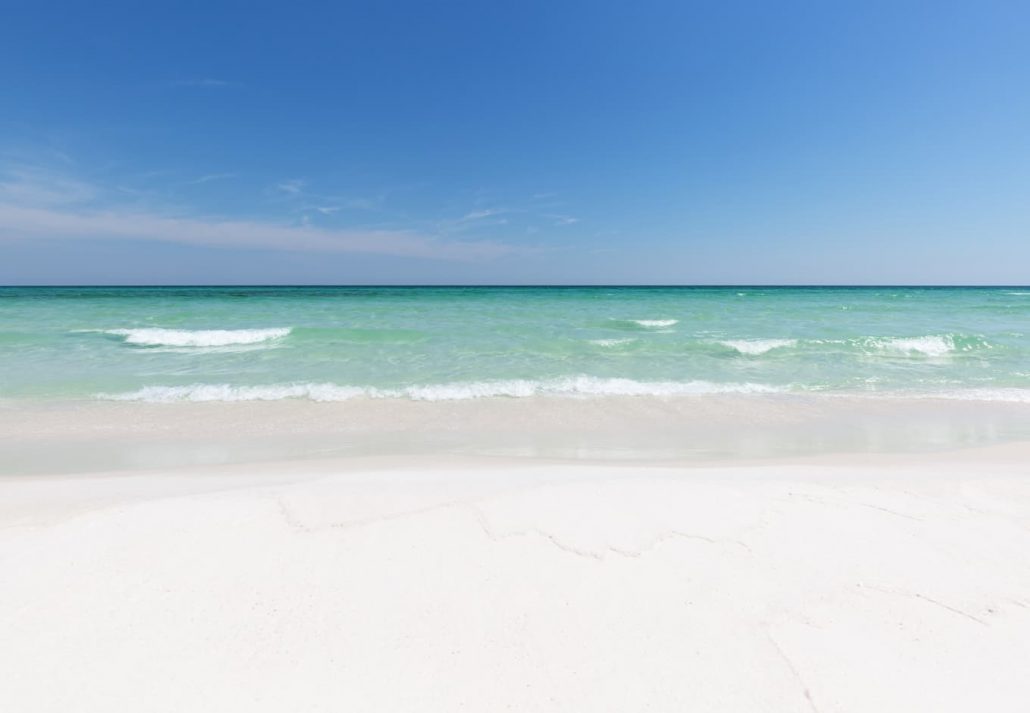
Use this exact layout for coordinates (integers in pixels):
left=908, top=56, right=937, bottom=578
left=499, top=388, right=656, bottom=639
left=2, top=285, right=1030, bottom=403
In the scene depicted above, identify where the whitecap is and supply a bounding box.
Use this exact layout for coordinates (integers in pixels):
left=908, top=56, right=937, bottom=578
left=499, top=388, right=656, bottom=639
left=871, top=335, right=955, bottom=357
left=403, top=377, right=782, bottom=400
left=102, top=383, right=368, bottom=402
left=718, top=338, right=796, bottom=355
left=632, top=319, right=678, bottom=328
left=105, top=327, right=291, bottom=348
left=589, top=338, right=636, bottom=347
left=99, top=377, right=786, bottom=403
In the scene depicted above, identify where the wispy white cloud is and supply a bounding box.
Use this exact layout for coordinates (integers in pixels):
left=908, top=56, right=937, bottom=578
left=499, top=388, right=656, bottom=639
left=280, top=182, right=386, bottom=216
left=0, top=165, right=98, bottom=206
left=0, top=203, right=515, bottom=261
left=0, top=163, right=516, bottom=262
left=551, top=214, right=580, bottom=226
left=426, top=206, right=511, bottom=236
left=460, top=208, right=505, bottom=222
left=297, top=195, right=385, bottom=216
left=275, top=178, right=306, bottom=195
left=187, top=172, right=236, bottom=185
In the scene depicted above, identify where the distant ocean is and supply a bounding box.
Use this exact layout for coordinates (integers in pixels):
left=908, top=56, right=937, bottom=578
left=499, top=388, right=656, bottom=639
left=3, top=286, right=1030, bottom=403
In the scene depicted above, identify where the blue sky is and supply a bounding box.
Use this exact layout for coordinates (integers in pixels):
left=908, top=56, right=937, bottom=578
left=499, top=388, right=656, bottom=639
left=1, top=1, right=1029, bottom=284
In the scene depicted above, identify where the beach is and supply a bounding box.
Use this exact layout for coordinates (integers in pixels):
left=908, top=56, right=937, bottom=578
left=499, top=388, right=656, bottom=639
left=7, top=0, right=1030, bottom=706
left=4, top=286, right=1030, bottom=710
left=3, top=438, right=1030, bottom=712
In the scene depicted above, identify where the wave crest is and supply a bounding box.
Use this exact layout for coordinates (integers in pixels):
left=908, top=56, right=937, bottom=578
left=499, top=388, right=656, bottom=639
left=718, top=339, right=796, bottom=355
left=869, top=335, right=955, bottom=357
left=105, top=328, right=291, bottom=347
left=606, top=318, right=679, bottom=331
left=925, top=388, right=1030, bottom=403
left=633, top=319, right=678, bottom=328
left=100, top=377, right=786, bottom=403
left=589, top=338, right=636, bottom=347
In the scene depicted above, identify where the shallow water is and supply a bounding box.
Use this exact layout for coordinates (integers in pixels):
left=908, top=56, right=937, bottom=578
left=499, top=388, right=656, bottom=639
left=2, top=286, right=1029, bottom=402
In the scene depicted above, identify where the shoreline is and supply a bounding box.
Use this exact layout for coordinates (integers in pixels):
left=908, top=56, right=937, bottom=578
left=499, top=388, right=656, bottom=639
left=5, top=393, right=1030, bottom=476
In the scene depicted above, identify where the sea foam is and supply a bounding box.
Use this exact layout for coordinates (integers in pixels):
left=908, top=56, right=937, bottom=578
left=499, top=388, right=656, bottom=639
left=106, top=328, right=291, bottom=347
left=872, top=335, right=955, bottom=357
left=929, top=388, right=1030, bottom=403
left=632, top=319, right=678, bottom=328
left=589, top=338, right=636, bottom=347
left=604, top=318, right=679, bottom=332
left=718, top=339, right=796, bottom=355
left=101, top=377, right=786, bottom=403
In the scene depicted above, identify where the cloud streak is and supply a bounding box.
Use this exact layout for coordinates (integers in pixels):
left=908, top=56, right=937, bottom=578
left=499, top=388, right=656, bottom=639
left=187, top=173, right=236, bottom=185
left=0, top=166, right=98, bottom=206
left=0, top=203, right=516, bottom=261
left=550, top=214, right=580, bottom=226
left=275, top=179, right=305, bottom=195
left=460, top=208, right=505, bottom=222
left=0, top=159, right=529, bottom=262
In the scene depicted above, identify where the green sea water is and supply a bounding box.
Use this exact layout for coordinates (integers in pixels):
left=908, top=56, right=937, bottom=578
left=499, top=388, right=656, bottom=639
left=2, top=286, right=1029, bottom=403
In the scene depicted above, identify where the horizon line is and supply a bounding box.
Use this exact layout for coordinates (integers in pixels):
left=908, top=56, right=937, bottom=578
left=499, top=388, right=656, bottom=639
left=3, top=283, right=1030, bottom=289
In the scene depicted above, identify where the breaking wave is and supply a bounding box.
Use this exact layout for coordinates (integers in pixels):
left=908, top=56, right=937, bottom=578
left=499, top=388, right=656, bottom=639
left=99, top=377, right=787, bottom=403
left=632, top=319, right=678, bottom=328
left=910, top=388, right=1030, bottom=403
left=589, top=338, right=637, bottom=347
left=866, top=335, right=956, bottom=357
left=104, top=328, right=291, bottom=347
left=718, top=339, right=796, bottom=355
left=606, top=319, right=679, bottom=331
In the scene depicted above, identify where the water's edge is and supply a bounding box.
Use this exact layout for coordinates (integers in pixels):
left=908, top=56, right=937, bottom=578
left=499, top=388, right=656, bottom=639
left=5, top=393, right=1030, bottom=476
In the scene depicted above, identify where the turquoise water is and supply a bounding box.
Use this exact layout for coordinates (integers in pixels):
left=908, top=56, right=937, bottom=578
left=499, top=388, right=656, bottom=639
left=2, top=286, right=1030, bottom=402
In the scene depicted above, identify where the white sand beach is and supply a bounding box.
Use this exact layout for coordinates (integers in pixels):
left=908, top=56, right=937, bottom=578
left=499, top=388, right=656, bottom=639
left=6, top=0, right=1030, bottom=707
left=3, top=440, right=1030, bottom=712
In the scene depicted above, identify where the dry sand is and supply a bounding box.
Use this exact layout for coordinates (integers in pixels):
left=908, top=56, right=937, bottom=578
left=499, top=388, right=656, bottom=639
left=3, top=446, right=1030, bottom=711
